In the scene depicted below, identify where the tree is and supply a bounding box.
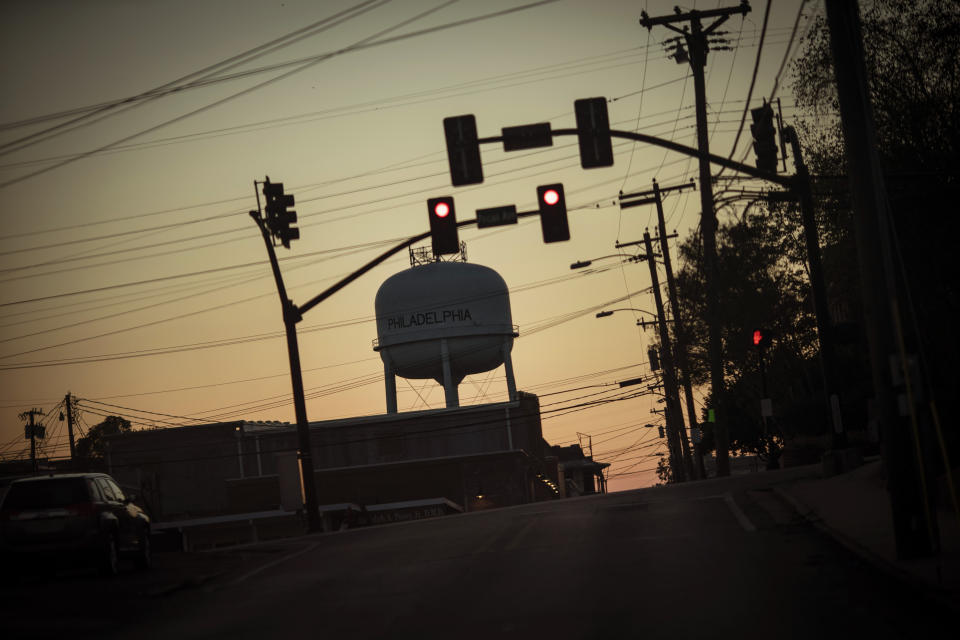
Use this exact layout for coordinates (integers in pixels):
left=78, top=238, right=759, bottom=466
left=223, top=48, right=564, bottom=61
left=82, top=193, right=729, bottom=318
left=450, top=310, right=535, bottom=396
left=791, top=0, right=960, bottom=459
left=674, top=1, right=960, bottom=467
left=675, top=206, right=825, bottom=458
left=655, top=457, right=671, bottom=486
left=75, top=415, right=131, bottom=464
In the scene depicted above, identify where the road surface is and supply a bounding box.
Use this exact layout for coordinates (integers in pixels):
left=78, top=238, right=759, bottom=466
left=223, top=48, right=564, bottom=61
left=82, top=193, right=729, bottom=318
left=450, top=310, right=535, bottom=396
left=4, top=468, right=953, bottom=638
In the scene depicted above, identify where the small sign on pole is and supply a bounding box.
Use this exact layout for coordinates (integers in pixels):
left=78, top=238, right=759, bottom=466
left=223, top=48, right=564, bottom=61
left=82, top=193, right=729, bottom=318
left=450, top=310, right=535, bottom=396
left=476, top=205, right=518, bottom=228
left=760, top=398, right=773, bottom=417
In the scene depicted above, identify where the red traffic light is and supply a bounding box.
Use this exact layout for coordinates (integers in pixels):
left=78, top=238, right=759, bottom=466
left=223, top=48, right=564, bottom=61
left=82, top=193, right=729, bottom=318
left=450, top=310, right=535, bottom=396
left=537, top=183, right=569, bottom=243
left=427, top=196, right=459, bottom=256
left=752, top=328, right=773, bottom=349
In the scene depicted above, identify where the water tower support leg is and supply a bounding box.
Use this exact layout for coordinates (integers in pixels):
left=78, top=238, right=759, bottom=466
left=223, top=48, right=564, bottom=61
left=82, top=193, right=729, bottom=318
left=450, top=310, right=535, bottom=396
left=383, top=357, right=398, bottom=414
left=440, top=339, right=460, bottom=408
left=503, top=343, right=518, bottom=402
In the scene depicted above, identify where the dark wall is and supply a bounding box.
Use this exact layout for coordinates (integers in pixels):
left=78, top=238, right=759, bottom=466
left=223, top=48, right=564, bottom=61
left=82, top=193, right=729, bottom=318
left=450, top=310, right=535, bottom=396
left=106, top=395, right=544, bottom=520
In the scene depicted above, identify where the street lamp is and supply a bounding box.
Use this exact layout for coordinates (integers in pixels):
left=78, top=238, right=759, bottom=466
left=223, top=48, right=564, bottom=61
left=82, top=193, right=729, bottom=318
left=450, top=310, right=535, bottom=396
left=570, top=254, right=643, bottom=270
left=594, top=307, right=657, bottom=321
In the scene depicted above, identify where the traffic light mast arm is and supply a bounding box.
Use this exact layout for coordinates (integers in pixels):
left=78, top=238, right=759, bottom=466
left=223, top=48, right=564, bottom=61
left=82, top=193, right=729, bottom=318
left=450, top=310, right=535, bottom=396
left=480, top=128, right=790, bottom=186
left=299, top=208, right=546, bottom=316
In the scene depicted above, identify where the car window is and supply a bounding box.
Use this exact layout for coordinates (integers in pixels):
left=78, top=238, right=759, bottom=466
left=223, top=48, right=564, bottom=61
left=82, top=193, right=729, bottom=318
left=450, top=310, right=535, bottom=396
left=1, top=478, right=90, bottom=510
left=95, top=478, right=118, bottom=502
left=86, top=478, right=104, bottom=502
left=105, top=478, right=125, bottom=502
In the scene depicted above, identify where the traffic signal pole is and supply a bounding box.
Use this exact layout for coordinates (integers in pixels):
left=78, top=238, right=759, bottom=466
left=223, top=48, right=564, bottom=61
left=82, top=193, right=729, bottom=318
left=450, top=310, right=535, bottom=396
left=250, top=185, right=321, bottom=534
left=782, top=127, right=848, bottom=451
left=640, top=0, right=752, bottom=477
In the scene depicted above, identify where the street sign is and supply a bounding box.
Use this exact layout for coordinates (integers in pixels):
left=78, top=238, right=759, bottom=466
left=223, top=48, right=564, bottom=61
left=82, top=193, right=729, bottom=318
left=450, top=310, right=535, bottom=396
left=502, top=123, right=552, bottom=151
left=476, top=205, right=518, bottom=228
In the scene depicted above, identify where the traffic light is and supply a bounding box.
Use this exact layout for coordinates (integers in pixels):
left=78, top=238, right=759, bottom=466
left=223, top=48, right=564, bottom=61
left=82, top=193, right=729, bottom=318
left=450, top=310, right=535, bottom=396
left=537, top=183, right=569, bottom=243
left=658, top=425, right=665, bottom=439
left=443, top=115, right=483, bottom=186
left=752, top=328, right=773, bottom=350
left=750, top=103, right=778, bottom=173
left=263, top=181, right=299, bottom=248
left=427, top=196, right=459, bottom=256
left=648, top=346, right=660, bottom=371
left=574, top=97, right=614, bottom=168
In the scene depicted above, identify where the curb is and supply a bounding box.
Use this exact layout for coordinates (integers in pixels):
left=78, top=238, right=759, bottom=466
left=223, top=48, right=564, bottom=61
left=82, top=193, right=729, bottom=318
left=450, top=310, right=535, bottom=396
left=772, top=485, right=960, bottom=614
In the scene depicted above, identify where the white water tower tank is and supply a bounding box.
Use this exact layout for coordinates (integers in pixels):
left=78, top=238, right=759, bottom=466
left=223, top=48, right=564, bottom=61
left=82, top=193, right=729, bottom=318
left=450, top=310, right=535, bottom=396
left=374, top=261, right=518, bottom=412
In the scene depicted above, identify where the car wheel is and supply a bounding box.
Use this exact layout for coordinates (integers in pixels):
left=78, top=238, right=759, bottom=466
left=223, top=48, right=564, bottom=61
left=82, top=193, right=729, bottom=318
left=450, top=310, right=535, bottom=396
left=135, top=530, right=152, bottom=570
left=101, top=532, right=120, bottom=576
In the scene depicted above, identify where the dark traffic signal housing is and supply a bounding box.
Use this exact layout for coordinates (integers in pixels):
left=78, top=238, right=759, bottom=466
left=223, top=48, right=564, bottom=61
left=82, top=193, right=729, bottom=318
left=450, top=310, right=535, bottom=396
left=574, top=97, right=614, bottom=168
left=750, top=103, right=778, bottom=173
left=427, top=196, right=459, bottom=256
left=262, top=181, right=299, bottom=248
left=443, top=115, right=483, bottom=186
left=648, top=346, right=660, bottom=371
left=537, top=183, right=569, bottom=243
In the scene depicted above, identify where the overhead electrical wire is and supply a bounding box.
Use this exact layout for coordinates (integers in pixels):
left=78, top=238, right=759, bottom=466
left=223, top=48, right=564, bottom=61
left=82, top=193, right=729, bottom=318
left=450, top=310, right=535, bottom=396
left=0, top=0, right=391, bottom=153
left=0, top=0, right=561, bottom=190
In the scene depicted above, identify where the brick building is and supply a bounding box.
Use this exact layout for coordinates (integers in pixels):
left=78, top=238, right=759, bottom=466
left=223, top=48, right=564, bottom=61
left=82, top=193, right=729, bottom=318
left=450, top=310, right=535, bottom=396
left=106, top=392, right=577, bottom=522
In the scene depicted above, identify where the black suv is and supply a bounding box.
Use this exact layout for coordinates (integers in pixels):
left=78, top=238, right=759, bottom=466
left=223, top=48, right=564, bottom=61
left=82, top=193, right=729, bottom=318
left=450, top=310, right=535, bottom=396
left=0, top=473, right=151, bottom=575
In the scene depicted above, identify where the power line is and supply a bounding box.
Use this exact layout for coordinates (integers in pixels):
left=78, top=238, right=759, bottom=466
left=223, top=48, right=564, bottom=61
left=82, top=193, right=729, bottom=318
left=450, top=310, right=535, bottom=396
left=0, top=0, right=560, bottom=190
left=0, top=0, right=389, bottom=147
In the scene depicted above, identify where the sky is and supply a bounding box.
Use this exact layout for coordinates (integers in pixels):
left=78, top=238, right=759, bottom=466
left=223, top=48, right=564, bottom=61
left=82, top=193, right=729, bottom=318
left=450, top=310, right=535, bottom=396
left=0, top=0, right=818, bottom=491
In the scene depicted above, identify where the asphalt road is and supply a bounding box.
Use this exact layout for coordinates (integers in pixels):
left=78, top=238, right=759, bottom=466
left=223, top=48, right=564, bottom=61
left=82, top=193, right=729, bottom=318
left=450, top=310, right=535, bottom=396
left=4, top=469, right=954, bottom=638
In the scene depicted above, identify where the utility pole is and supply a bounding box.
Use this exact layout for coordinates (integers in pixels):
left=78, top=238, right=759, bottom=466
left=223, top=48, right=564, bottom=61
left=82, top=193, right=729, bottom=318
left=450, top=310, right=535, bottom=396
left=642, top=231, right=692, bottom=482
left=652, top=181, right=706, bottom=480
left=19, top=408, right=44, bottom=473
left=64, top=392, right=76, bottom=462
left=824, top=0, right=935, bottom=559
left=640, top=0, right=751, bottom=476
left=621, top=179, right=704, bottom=479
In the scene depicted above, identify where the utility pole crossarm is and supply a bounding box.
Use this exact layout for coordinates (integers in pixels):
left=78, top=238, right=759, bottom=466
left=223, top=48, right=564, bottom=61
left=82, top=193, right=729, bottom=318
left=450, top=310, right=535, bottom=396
left=639, top=1, right=750, bottom=29
left=620, top=179, right=696, bottom=203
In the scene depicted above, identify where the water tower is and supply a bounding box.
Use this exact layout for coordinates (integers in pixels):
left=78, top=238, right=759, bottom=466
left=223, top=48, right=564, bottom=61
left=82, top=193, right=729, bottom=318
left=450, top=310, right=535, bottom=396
left=373, top=259, right=518, bottom=413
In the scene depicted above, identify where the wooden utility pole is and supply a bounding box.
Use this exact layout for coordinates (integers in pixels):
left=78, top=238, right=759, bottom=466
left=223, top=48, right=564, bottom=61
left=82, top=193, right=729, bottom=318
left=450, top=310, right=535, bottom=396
left=640, top=0, right=751, bottom=476
left=652, top=182, right=706, bottom=480
left=643, top=231, right=692, bottom=482
left=64, top=392, right=76, bottom=462
left=824, top=0, right=935, bottom=558
left=621, top=180, right=704, bottom=479
left=19, top=408, right=44, bottom=473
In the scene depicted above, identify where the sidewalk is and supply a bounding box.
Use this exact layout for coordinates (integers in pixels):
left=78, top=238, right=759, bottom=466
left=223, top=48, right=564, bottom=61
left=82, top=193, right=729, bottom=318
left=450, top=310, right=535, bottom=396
left=776, top=458, right=960, bottom=609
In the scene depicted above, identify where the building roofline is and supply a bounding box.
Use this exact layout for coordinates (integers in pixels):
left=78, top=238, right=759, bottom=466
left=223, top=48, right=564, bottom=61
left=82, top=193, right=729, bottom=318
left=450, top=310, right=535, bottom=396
left=313, top=448, right=530, bottom=474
